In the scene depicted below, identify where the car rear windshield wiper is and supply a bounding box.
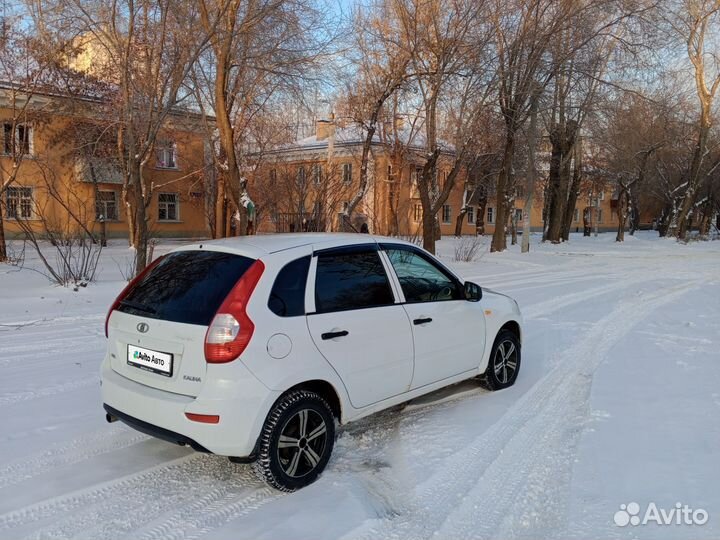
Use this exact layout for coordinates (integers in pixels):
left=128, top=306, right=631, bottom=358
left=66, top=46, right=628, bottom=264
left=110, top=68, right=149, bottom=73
left=119, top=299, right=157, bottom=314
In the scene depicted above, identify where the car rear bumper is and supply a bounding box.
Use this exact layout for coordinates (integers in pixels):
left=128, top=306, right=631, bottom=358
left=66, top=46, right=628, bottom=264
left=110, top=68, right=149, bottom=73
left=104, top=404, right=211, bottom=452
left=101, top=357, right=279, bottom=457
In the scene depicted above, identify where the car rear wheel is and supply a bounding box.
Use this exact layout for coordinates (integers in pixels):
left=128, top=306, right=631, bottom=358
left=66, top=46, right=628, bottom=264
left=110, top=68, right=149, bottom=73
left=254, top=390, right=335, bottom=491
left=480, top=329, right=521, bottom=391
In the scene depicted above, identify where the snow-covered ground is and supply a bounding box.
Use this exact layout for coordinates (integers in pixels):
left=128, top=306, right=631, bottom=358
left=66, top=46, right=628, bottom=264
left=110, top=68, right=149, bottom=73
left=0, top=232, right=718, bottom=540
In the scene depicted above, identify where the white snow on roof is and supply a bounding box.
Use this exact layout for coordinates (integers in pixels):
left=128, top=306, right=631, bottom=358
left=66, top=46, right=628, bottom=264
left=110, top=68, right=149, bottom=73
left=274, top=123, right=454, bottom=153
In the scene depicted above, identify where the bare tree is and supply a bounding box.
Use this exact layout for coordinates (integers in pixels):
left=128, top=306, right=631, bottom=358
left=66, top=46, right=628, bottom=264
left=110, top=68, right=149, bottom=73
left=196, top=0, right=328, bottom=238
left=36, top=0, right=227, bottom=273
left=668, top=0, right=720, bottom=239
left=388, top=0, right=495, bottom=253
left=0, top=26, right=56, bottom=261
left=339, top=0, right=413, bottom=230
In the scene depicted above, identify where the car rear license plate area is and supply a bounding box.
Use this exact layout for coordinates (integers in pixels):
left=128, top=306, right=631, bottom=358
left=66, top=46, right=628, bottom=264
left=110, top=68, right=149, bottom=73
left=127, top=344, right=173, bottom=377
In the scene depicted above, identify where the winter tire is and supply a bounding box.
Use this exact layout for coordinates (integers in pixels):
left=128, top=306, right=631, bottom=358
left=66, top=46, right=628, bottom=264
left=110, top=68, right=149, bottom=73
left=254, top=390, right=335, bottom=491
left=480, top=329, right=521, bottom=391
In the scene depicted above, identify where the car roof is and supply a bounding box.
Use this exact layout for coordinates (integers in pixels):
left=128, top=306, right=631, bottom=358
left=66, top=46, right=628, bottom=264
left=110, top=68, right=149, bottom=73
left=176, top=233, right=417, bottom=257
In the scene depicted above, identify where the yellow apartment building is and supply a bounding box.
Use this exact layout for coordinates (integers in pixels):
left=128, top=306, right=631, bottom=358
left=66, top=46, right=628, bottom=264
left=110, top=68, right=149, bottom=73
left=1, top=86, right=211, bottom=241
left=251, top=117, right=478, bottom=237
left=251, top=117, right=650, bottom=238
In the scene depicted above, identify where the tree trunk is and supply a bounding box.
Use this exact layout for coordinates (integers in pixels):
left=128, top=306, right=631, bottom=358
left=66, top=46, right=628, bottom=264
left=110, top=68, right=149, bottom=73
left=418, top=150, right=441, bottom=253
left=454, top=208, right=468, bottom=237
left=629, top=190, right=639, bottom=235
left=522, top=90, right=540, bottom=254
left=491, top=131, right=514, bottom=252
left=546, top=122, right=577, bottom=242
left=583, top=207, right=591, bottom=236
left=674, top=124, right=708, bottom=239
left=561, top=140, right=582, bottom=241
left=0, top=199, right=6, bottom=262
left=213, top=47, right=250, bottom=234
left=544, top=129, right=563, bottom=242
left=422, top=206, right=435, bottom=254
left=615, top=187, right=626, bottom=242
left=657, top=206, right=671, bottom=237
left=476, top=195, right=487, bottom=236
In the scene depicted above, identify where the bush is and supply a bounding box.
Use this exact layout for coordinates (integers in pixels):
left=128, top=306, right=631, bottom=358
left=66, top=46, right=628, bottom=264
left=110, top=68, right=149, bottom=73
left=454, top=235, right=486, bottom=262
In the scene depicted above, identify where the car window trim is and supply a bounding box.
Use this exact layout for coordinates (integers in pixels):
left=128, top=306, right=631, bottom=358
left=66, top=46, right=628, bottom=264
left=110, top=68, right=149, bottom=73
left=312, top=242, right=379, bottom=257
left=309, top=247, right=397, bottom=315
left=379, top=242, right=465, bottom=304
left=267, top=255, right=311, bottom=317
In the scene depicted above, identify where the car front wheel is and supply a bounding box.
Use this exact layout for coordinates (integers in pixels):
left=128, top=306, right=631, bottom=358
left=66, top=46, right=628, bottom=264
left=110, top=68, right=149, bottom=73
left=254, top=390, right=335, bottom=491
left=480, top=329, right=521, bottom=391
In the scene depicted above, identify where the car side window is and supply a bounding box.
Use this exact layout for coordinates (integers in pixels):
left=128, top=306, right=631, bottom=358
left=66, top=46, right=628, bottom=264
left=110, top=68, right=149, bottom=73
left=268, top=256, right=310, bottom=317
left=385, top=248, right=462, bottom=303
left=314, top=250, right=394, bottom=313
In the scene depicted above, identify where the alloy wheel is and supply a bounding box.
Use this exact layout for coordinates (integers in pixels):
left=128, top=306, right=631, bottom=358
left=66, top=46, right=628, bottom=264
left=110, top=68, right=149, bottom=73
left=277, top=409, right=328, bottom=478
left=493, top=339, right=518, bottom=384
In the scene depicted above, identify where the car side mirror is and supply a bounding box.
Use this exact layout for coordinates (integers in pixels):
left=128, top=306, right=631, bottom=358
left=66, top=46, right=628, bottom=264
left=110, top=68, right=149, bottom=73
left=464, top=281, right=482, bottom=302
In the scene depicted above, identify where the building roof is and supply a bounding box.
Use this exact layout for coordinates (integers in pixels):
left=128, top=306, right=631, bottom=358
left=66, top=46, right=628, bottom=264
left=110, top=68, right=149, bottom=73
left=264, top=121, right=454, bottom=157
left=0, top=81, right=215, bottom=122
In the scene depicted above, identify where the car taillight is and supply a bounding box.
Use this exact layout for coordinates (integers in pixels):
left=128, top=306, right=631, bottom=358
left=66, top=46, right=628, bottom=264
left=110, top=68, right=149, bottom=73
left=204, top=259, right=265, bottom=363
left=105, top=255, right=165, bottom=338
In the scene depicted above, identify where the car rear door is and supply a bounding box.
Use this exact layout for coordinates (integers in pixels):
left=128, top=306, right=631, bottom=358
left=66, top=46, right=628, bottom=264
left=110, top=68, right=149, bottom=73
left=306, top=244, right=414, bottom=409
left=381, top=244, right=486, bottom=390
left=107, top=249, right=255, bottom=397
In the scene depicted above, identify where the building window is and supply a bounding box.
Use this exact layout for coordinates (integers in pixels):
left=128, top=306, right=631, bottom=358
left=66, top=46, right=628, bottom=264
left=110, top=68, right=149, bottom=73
left=413, top=204, right=422, bottom=223
left=442, top=204, right=451, bottom=224
left=342, top=201, right=349, bottom=213
left=599, top=190, right=605, bottom=201
left=155, top=140, right=177, bottom=169
left=467, top=206, right=475, bottom=224
left=574, top=208, right=579, bottom=222
left=95, top=190, right=118, bottom=221
left=342, top=163, right=352, bottom=184
left=515, top=185, right=525, bottom=199
left=313, top=164, right=322, bottom=185
left=487, top=207, right=494, bottom=224
left=514, top=208, right=523, bottom=222
left=5, top=186, right=33, bottom=219
left=411, top=167, right=422, bottom=198
left=269, top=169, right=277, bottom=184
left=597, top=209, right=603, bottom=223
left=158, top=193, right=179, bottom=221
left=297, top=166, right=306, bottom=185
left=3, top=123, right=33, bottom=155
left=413, top=167, right=423, bottom=183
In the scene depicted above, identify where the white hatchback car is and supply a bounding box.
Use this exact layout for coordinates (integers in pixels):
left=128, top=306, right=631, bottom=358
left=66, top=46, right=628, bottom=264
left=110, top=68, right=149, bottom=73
left=102, top=233, right=523, bottom=490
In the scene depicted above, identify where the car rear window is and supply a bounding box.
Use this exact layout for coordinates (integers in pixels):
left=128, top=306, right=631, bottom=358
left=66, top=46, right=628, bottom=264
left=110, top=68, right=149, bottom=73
left=117, top=250, right=255, bottom=326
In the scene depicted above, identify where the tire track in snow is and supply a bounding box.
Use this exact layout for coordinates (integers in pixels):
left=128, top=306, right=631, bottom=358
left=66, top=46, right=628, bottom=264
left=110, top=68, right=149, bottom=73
left=468, top=269, right=598, bottom=290
left=0, top=424, right=148, bottom=490
left=0, top=455, right=201, bottom=533
left=135, top=480, right=280, bottom=540
left=129, top=387, right=491, bottom=540
left=343, top=280, right=699, bottom=540
left=0, top=313, right=104, bottom=329
left=439, top=279, right=702, bottom=540
left=520, top=274, right=651, bottom=320
left=0, top=376, right=100, bottom=406
left=0, top=454, right=278, bottom=540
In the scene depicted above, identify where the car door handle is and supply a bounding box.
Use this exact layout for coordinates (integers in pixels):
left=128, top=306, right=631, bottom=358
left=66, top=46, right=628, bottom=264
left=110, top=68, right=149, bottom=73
left=413, top=317, right=433, bottom=325
left=321, top=330, right=349, bottom=340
